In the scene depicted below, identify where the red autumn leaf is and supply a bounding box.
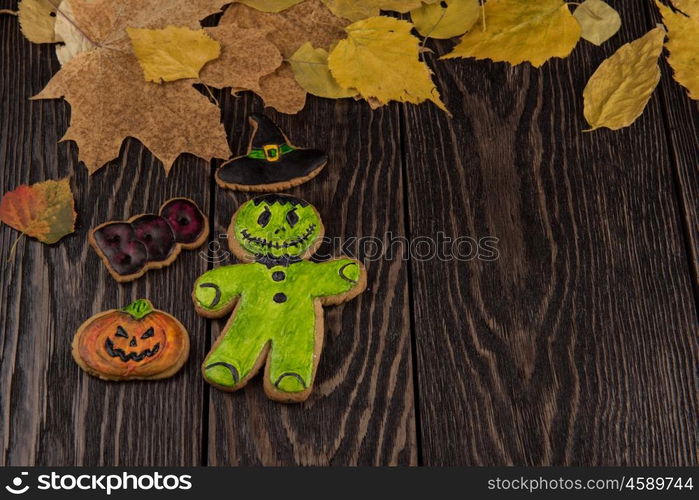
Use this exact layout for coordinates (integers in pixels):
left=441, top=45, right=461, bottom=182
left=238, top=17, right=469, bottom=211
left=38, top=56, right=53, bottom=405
left=0, top=178, right=77, bottom=244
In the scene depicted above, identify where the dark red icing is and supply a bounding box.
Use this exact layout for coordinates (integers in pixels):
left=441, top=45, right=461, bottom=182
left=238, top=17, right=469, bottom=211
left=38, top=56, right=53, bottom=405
left=131, top=214, right=176, bottom=262
left=93, top=223, right=148, bottom=276
left=91, top=199, right=207, bottom=278
left=160, top=199, right=206, bottom=244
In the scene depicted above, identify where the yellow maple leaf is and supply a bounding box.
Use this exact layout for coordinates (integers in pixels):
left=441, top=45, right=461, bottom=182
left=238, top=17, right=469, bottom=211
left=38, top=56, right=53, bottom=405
left=321, top=0, right=440, bottom=21
left=443, top=0, right=581, bottom=67
left=671, top=0, right=699, bottom=18
left=657, top=1, right=699, bottom=100
left=411, top=0, right=481, bottom=40
left=18, top=0, right=59, bottom=44
left=573, top=0, right=621, bottom=46
left=289, top=42, right=356, bottom=98
left=328, top=16, right=447, bottom=111
left=128, top=25, right=221, bottom=83
left=583, top=27, right=665, bottom=131
left=237, top=0, right=305, bottom=12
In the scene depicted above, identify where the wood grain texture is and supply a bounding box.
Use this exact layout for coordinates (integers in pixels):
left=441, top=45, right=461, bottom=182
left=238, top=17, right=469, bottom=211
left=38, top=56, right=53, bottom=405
left=205, top=92, right=417, bottom=465
left=1, top=0, right=697, bottom=466
left=646, top=1, right=699, bottom=298
left=0, top=14, right=208, bottom=465
left=403, top=0, right=698, bottom=465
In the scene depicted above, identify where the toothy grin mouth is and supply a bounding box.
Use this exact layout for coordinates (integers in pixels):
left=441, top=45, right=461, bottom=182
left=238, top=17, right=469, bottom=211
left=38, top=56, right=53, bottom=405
left=105, top=338, right=160, bottom=362
left=241, top=224, right=316, bottom=250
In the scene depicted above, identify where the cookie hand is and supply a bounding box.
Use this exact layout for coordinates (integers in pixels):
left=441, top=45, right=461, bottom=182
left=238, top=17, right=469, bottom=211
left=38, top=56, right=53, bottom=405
left=312, top=258, right=365, bottom=297
left=193, top=265, right=246, bottom=316
left=339, top=261, right=361, bottom=283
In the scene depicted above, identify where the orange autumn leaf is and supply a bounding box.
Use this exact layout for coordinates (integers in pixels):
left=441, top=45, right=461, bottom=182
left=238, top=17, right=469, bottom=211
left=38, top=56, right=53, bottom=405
left=0, top=178, right=77, bottom=244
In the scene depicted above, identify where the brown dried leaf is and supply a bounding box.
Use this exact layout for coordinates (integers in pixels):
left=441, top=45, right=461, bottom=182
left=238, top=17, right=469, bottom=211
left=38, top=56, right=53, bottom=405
left=220, top=0, right=348, bottom=57
left=55, top=0, right=96, bottom=65
left=257, top=63, right=307, bottom=114
left=33, top=0, right=232, bottom=174
left=199, top=25, right=283, bottom=93
left=34, top=52, right=231, bottom=173
left=218, top=0, right=344, bottom=113
left=62, top=0, right=229, bottom=46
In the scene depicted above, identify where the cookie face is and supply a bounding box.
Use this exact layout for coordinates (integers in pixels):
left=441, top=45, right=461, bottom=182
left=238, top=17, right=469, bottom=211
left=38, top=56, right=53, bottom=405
left=72, top=299, right=190, bottom=381
left=89, top=198, right=209, bottom=282
left=231, top=194, right=322, bottom=260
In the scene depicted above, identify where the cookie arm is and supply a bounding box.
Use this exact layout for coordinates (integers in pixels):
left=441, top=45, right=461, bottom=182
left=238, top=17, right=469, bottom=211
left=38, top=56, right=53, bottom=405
left=311, top=258, right=366, bottom=298
left=193, top=265, right=246, bottom=317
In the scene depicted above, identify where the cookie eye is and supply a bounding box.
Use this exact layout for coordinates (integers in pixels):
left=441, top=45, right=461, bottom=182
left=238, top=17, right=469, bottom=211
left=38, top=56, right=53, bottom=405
left=115, top=326, right=129, bottom=338
left=286, top=209, right=299, bottom=227
left=257, top=207, right=271, bottom=228
left=141, top=327, right=154, bottom=339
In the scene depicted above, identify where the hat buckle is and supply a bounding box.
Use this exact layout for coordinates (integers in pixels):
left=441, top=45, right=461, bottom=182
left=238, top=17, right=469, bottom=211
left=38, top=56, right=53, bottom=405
left=263, top=144, right=281, bottom=162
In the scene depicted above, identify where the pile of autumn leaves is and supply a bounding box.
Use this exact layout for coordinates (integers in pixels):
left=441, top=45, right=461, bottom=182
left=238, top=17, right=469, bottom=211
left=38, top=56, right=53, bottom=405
left=9, top=0, right=699, bottom=175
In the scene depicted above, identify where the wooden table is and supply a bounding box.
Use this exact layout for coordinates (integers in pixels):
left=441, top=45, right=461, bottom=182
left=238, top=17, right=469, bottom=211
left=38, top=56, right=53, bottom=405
left=1, top=0, right=696, bottom=466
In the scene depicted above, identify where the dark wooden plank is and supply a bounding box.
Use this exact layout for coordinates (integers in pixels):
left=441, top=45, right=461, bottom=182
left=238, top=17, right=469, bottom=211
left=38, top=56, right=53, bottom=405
left=646, top=2, right=699, bottom=299
left=403, top=0, right=698, bottom=465
left=205, top=94, right=416, bottom=465
left=0, top=11, right=207, bottom=465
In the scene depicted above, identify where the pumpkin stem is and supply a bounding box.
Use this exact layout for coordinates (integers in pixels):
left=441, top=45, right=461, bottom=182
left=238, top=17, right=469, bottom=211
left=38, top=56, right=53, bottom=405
left=123, top=299, right=154, bottom=319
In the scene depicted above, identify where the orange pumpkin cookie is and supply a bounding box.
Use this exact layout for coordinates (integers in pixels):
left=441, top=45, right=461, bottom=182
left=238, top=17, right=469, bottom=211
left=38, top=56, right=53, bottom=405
left=72, top=299, right=190, bottom=381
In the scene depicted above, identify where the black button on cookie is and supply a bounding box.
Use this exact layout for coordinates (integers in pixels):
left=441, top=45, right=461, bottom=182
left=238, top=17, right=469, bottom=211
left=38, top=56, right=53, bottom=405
left=272, top=271, right=286, bottom=282
left=273, top=293, right=287, bottom=303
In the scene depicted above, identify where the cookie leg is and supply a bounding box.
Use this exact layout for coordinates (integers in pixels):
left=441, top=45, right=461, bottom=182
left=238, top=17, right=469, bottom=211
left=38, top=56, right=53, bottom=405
left=265, top=325, right=317, bottom=401
left=203, top=321, right=269, bottom=390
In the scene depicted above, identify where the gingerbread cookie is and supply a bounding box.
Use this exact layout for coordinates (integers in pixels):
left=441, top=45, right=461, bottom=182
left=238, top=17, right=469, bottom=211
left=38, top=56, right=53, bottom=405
left=89, top=198, right=209, bottom=282
left=72, top=299, right=190, bottom=381
left=192, top=194, right=366, bottom=403
left=216, top=114, right=328, bottom=192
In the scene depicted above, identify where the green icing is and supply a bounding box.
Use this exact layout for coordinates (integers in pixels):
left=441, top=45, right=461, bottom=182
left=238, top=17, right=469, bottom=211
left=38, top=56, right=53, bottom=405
left=122, top=299, right=154, bottom=320
left=193, top=196, right=363, bottom=395
left=247, top=143, right=295, bottom=160
left=233, top=197, right=322, bottom=259
left=195, top=259, right=360, bottom=393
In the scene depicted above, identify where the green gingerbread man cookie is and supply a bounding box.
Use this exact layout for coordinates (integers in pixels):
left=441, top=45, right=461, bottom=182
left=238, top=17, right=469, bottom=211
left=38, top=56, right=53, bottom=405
left=192, top=194, right=367, bottom=403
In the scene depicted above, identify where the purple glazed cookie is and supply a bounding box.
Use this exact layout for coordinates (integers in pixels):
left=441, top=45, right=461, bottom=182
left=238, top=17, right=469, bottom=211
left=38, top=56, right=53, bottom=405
left=92, top=223, right=148, bottom=277
left=131, top=214, right=176, bottom=262
left=160, top=198, right=207, bottom=245
left=89, top=198, right=209, bottom=282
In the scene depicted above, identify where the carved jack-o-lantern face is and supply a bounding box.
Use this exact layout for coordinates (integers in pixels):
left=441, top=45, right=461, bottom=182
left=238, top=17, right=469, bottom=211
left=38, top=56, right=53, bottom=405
left=72, top=299, right=189, bottom=380
left=105, top=324, right=163, bottom=362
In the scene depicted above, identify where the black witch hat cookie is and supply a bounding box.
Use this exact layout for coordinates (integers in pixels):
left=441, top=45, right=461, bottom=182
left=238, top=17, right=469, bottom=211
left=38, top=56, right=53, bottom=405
left=216, top=114, right=328, bottom=192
